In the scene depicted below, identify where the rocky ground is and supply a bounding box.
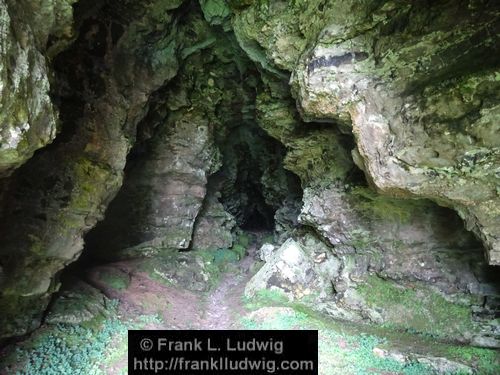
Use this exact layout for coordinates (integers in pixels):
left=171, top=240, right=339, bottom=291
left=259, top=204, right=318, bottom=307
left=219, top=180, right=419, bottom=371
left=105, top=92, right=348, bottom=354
left=0, top=1, right=499, bottom=372
left=0, top=233, right=498, bottom=375
left=1, top=0, right=499, bottom=349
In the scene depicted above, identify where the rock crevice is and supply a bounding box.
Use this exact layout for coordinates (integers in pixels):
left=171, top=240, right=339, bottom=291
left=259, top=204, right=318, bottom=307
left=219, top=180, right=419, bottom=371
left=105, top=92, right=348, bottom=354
left=0, top=0, right=498, bottom=347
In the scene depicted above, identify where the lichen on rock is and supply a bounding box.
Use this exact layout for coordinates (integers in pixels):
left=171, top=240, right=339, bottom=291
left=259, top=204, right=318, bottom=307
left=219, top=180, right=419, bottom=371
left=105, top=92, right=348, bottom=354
left=0, top=0, right=499, bottom=356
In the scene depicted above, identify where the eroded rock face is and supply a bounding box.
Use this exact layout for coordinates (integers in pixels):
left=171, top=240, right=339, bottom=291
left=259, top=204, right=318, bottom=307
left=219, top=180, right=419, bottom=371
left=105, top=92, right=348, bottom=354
left=233, top=1, right=500, bottom=264
left=84, top=11, right=277, bottom=257
left=85, top=108, right=220, bottom=256
left=246, top=238, right=341, bottom=302
left=293, top=2, right=500, bottom=264
left=0, top=0, right=498, bottom=347
left=0, top=0, right=78, bottom=177
left=191, top=189, right=236, bottom=251
left=232, top=0, right=499, bottom=346
left=0, top=0, right=185, bottom=338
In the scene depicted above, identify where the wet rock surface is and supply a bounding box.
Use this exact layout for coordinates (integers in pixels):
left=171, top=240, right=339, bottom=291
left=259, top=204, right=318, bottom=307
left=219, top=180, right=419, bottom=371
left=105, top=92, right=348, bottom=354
left=0, top=0, right=76, bottom=178
left=3, top=235, right=498, bottom=374
left=0, top=0, right=498, bottom=361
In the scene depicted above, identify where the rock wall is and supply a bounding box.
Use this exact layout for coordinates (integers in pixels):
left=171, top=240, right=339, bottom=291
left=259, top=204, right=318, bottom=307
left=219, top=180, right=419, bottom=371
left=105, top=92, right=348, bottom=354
left=0, top=0, right=498, bottom=346
left=231, top=0, right=500, bottom=264
left=230, top=0, right=500, bottom=346
left=0, top=0, right=186, bottom=338
left=0, top=0, right=77, bottom=177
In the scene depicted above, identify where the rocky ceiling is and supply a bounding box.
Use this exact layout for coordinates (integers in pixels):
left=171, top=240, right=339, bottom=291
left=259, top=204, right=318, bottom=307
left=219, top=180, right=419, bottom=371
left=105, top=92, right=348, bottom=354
left=0, top=0, right=499, bottom=345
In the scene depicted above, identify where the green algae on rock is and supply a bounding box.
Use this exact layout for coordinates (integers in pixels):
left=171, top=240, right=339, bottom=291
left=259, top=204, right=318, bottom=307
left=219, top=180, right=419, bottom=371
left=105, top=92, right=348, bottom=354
left=0, top=0, right=498, bottom=362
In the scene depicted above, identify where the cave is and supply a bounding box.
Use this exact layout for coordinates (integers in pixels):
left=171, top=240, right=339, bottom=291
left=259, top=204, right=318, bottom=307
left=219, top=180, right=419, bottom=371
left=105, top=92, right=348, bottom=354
left=0, top=0, right=499, bottom=373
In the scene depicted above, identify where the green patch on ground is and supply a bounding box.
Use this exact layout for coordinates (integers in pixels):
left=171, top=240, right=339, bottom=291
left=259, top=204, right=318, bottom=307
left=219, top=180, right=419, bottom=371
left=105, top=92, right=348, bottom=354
left=212, top=248, right=240, bottom=264
left=97, top=268, right=130, bottom=290
left=241, top=307, right=433, bottom=375
left=445, top=346, right=500, bottom=374
left=243, top=288, right=290, bottom=310
left=243, top=287, right=499, bottom=374
left=231, top=244, right=246, bottom=258
left=243, top=287, right=320, bottom=313
left=198, top=231, right=252, bottom=270
left=235, top=231, right=251, bottom=248
left=357, top=276, right=475, bottom=340
left=0, top=301, right=162, bottom=375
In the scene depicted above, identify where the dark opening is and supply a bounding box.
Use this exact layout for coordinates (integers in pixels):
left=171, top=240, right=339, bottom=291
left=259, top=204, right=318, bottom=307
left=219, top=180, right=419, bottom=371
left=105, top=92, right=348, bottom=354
left=240, top=187, right=276, bottom=230
left=215, top=121, right=300, bottom=233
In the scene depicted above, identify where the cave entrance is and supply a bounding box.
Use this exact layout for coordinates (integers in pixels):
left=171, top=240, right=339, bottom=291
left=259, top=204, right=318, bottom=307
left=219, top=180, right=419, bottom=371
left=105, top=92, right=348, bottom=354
left=239, top=191, right=275, bottom=231
left=215, top=120, right=301, bottom=234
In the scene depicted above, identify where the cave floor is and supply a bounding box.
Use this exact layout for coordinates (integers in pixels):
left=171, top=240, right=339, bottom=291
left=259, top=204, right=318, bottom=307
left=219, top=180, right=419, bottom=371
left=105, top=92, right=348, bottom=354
left=0, top=234, right=498, bottom=374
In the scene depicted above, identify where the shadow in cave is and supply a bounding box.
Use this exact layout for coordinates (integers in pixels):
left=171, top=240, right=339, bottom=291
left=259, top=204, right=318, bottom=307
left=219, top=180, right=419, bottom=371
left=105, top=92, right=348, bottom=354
left=241, top=208, right=275, bottom=231
left=216, top=122, right=302, bottom=235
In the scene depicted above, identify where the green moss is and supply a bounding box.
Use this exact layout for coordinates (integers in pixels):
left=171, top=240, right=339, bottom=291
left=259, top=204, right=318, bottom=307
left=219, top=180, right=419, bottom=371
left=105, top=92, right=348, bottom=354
left=194, top=232, right=250, bottom=268
left=213, top=248, right=240, bottom=264
left=446, top=346, right=500, bottom=375
left=231, top=244, right=246, bottom=258
left=70, top=158, right=111, bottom=212
left=284, top=130, right=353, bottom=186
left=181, top=36, right=216, bottom=59
left=97, top=269, right=130, bottom=290
left=236, top=232, right=251, bottom=248
left=346, top=228, right=375, bottom=250
left=349, top=187, right=428, bottom=224
left=136, top=252, right=221, bottom=291
left=200, top=0, right=231, bottom=25
left=262, top=233, right=275, bottom=243
left=243, top=288, right=290, bottom=310
left=1, top=307, right=163, bottom=375
left=241, top=307, right=433, bottom=375
left=358, top=276, right=475, bottom=340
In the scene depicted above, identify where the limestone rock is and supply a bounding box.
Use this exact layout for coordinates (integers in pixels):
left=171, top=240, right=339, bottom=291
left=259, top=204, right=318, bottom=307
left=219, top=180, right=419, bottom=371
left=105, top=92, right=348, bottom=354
left=258, top=243, right=275, bottom=262
left=0, top=0, right=498, bottom=348
left=228, top=0, right=500, bottom=343
left=232, top=0, right=500, bottom=264
left=245, top=237, right=341, bottom=303
left=191, top=190, right=236, bottom=251
left=0, top=0, right=78, bottom=177
left=290, top=2, right=500, bottom=264
left=0, top=0, right=185, bottom=338
left=138, top=251, right=221, bottom=293
left=86, top=109, right=219, bottom=255
left=45, top=281, right=109, bottom=325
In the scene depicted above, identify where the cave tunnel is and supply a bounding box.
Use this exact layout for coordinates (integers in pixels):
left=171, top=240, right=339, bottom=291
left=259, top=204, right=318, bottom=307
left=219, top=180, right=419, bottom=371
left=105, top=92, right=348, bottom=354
left=0, top=0, right=499, bottom=373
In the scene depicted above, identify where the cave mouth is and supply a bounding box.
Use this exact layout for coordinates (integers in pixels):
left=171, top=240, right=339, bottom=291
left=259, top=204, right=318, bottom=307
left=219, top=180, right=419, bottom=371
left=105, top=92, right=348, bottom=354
left=240, top=203, right=275, bottom=231
left=78, top=114, right=301, bottom=263
left=73, top=45, right=302, bottom=263
left=2, top=1, right=500, bottom=372
left=214, top=119, right=302, bottom=235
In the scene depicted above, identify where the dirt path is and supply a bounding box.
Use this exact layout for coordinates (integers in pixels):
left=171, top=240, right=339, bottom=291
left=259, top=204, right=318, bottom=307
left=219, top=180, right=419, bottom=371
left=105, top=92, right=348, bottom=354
left=86, top=234, right=262, bottom=332
left=197, top=241, right=258, bottom=329
left=81, top=235, right=263, bottom=374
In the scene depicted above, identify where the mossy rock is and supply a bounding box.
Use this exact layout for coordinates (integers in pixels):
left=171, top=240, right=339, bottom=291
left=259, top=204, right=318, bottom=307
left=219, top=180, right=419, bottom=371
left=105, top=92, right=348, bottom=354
left=348, top=186, right=431, bottom=224
left=357, top=276, right=475, bottom=341
left=231, top=244, right=246, bottom=258
left=213, top=248, right=240, bottom=264
left=137, top=251, right=222, bottom=292
left=96, top=268, right=130, bottom=291
left=45, top=281, right=109, bottom=325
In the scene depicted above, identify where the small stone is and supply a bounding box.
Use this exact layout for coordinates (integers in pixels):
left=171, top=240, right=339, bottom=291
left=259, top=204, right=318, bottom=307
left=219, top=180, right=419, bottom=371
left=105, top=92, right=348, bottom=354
left=372, top=347, right=386, bottom=358
left=259, top=243, right=276, bottom=262
left=314, top=253, right=327, bottom=263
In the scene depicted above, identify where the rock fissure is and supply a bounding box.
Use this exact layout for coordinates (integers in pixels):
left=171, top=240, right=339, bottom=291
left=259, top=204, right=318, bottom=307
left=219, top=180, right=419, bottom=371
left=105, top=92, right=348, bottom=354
left=0, top=1, right=499, bottom=373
